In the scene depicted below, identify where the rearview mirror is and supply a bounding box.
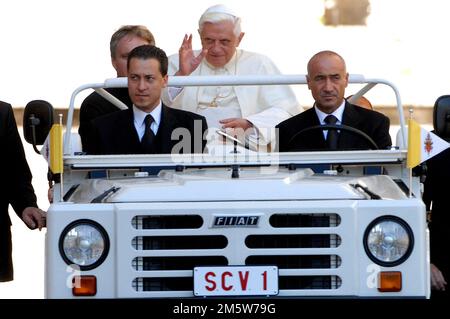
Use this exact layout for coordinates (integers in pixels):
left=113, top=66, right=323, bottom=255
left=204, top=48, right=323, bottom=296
left=23, top=100, right=54, bottom=153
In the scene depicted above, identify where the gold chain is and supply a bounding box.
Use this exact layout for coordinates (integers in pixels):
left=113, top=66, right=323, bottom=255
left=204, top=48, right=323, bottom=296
left=209, top=86, right=234, bottom=107
left=197, top=50, right=238, bottom=109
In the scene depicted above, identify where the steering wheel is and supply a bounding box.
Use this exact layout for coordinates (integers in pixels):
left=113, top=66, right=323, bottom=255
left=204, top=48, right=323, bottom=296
left=287, top=124, right=379, bottom=150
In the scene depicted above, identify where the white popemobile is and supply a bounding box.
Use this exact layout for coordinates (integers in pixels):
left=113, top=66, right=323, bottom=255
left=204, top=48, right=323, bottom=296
left=24, top=74, right=429, bottom=298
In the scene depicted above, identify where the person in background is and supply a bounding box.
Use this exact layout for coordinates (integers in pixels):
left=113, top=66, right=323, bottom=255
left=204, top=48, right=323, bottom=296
left=79, top=25, right=155, bottom=152
left=1, top=101, right=46, bottom=282
left=276, top=50, right=391, bottom=152
left=162, top=4, right=301, bottom=150
left=86, top=45, right=207, bottom=155
left=346, top=94, right=373, bottom=110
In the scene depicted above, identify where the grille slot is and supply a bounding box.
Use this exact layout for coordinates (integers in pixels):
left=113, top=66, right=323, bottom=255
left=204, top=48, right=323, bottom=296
left=133, top=256, right=228, bottom=271
left=246, top=255, right=341, bottom=269
left=270, top=213, right=340, bottom=227
left=245, top=234, right=341, bottom=248
left=133, top=277, right=192, bottom=291
left=279, top=276, right=342, bottom=289
left=132, top=215, right=203, bottom=229
left=133, top=235, right=228, bottom=250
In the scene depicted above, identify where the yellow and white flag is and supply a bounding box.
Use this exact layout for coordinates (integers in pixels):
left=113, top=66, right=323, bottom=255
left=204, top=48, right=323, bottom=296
left=407, top=119, right=450, bottom=168
left=42, top=123, right=63, bottom=174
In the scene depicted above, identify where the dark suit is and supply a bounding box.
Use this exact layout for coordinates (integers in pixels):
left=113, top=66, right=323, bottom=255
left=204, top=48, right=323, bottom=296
left=0, top=102, right=37, bottom=282
left=276, top=101, right=392, bottom=151
left=85, top=104, right=208, bottom=154
left=79, top=88, right=132, bottom=153
left=423, top=148, right=450, bottom=299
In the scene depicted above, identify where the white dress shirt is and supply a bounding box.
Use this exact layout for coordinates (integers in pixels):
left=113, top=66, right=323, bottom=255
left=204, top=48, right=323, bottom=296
left=133, top=103, right=162, bottom=141
left=314, top=100, right=345, bottom=140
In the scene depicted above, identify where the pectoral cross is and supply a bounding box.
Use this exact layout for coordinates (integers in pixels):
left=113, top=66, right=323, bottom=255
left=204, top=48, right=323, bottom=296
left=209, top=96, right=219, bottom=108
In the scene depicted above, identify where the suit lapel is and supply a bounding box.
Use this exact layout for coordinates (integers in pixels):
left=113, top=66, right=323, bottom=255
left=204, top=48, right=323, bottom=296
left=116, top=109, right=141, bottom=153
left=341, top=102, right=361, bottom=126
left=288, top=108, right=327, bottom=150
left=307, top=109, right=327, bottom=148
left=156, top=105, right=176, bottom=153
left=339, top=102, right=361, bottom=149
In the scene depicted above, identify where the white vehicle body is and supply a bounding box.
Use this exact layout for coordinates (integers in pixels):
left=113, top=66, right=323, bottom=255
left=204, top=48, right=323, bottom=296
left=46, top=75, right=429, bottom=298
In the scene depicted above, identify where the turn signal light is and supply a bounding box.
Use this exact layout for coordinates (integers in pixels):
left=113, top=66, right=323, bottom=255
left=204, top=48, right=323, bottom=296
left=378, top=271, right=402, bottom=292
left=72, top=275, right=97, bottom=296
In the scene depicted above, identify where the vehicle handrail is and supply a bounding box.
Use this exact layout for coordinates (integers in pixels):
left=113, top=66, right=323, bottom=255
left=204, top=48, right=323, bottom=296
left=64, top=149, right=407, bottom=169
left=64, top=74, right=406, bottom=154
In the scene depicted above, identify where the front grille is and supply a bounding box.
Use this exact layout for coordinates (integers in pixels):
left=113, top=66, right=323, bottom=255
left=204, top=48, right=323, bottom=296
left=122, top=211, right=345, bottom=296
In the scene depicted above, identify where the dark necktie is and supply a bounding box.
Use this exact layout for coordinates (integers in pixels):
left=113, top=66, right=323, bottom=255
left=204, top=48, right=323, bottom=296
left=324, top=115, right=339, bottom=150
left=141, top=114, right=156, bottom=153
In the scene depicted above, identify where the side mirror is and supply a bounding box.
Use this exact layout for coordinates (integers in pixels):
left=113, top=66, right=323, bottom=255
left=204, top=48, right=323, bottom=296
left=23, top=100, right=54, bottom=154
left=433, top=95, right=450, bottom=141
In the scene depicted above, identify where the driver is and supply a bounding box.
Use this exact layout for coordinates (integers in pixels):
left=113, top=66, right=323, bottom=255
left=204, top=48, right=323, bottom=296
left=275, top=50, right=391, bottom=152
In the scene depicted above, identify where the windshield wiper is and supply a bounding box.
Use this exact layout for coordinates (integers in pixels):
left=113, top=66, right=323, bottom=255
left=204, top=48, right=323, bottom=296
left=91, top=186, right=121, bottom=203
left=350, top=183, right=381, bottom=200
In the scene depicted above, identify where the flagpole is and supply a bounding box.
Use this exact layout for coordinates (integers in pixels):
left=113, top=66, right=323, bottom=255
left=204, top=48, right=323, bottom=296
left=409, top=163, right=412, bottom=198
left=59, top=113, right=64, bottom=203
left=408, top=108, right=413, bottom=198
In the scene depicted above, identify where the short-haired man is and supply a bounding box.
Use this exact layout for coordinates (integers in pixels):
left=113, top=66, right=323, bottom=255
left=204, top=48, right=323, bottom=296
left=79, top=25, right=155, bottom=152
left=86, top=45, right=207, bottom=155
left=276, top=50, right=391, bottom=152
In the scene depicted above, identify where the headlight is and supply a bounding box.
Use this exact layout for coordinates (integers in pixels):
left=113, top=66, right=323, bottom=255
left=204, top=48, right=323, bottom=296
left=59, top=219, right=109, bottom=270
left=363, top=216, right=414, bottom=267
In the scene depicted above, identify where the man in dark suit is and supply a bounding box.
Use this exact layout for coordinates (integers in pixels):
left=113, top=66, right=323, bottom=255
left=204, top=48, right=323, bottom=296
left=423, top=148, right=450, bottom=298
left=79, top=25, right=155, bottom=152
left=85, top=45, right=207, bottom=155
left=276, top=51, right=391, bottom=152
left=0, top=101, right=46, bottom=282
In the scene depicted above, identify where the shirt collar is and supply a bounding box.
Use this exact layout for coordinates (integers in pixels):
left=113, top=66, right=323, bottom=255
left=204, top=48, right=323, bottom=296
left=314, top=100, right=346, bottom=125
left=133, top=102, right=162, bottom=127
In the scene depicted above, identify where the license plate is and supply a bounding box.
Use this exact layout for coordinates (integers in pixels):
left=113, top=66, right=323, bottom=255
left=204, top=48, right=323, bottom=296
left=194, top=266, right=278, bottom=296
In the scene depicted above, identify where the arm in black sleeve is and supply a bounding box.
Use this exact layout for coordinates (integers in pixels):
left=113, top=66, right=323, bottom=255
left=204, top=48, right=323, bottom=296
left=374, top=115, right=392, bottom=150
left=2, top=103, right=37, bottom=218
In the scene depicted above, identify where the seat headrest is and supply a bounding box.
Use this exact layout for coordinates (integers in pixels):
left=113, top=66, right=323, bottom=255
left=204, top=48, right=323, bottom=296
left=433, top=95, right=450, bottom=141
